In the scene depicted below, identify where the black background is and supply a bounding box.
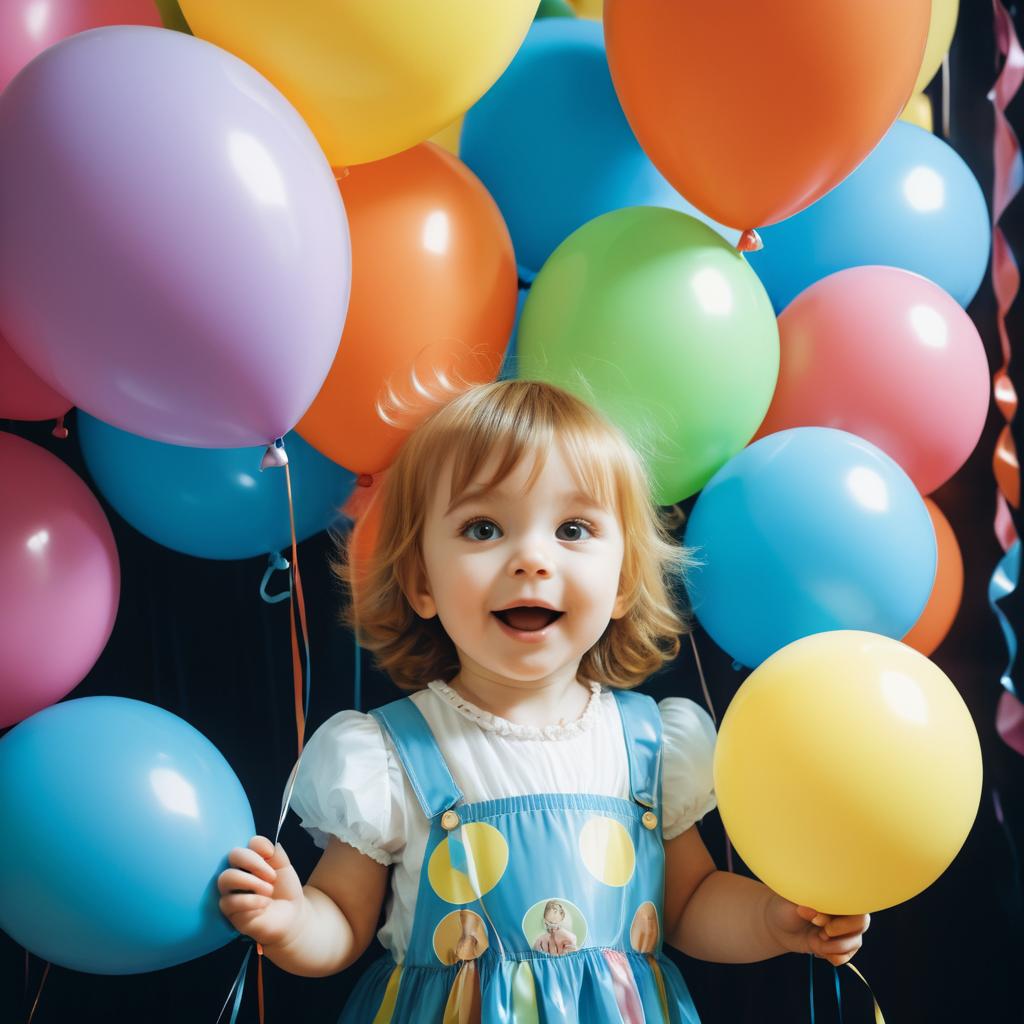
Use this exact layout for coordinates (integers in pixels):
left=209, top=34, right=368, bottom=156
left=3, top=2, right=1024, bottom=1021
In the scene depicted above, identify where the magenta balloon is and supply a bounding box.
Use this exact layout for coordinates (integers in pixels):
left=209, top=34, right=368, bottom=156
left=0, top=27, right=350, bottom=447
left=0, top=433, right=120, bottom=728
left=0, top=335, right=72, bottom=421
left=0, top=0, right=162, bottom=91
left=755, top=266, right=990, bottom=495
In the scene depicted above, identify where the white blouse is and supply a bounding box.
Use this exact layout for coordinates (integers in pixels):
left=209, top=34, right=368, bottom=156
left=290, top=681, right=717, bottom=963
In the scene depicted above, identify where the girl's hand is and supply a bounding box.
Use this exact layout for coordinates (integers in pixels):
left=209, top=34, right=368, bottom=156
left=764, top=895, right=870, bottom=967
left=218, top=835, right=307, bottom=949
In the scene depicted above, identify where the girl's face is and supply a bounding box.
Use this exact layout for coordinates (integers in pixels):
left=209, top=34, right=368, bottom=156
left=410, top=445, right=626, bottom=690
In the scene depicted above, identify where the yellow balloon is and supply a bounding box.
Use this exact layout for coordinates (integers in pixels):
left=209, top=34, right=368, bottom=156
left=430, top=116, right=464, bottom=156
left=900, top=92, right=934, bottom=133
left=913, top=0, right=959, bottom=93
left=178, top=0, right=538, bottom=167
left=569, top=0, right=603, bottom=18
left=713, top=630, right=982, bottom=915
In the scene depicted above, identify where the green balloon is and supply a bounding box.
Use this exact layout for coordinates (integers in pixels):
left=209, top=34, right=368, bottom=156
left=518, top=207, right=778, bottom=504
left=536, top=0, right=576, bottom=17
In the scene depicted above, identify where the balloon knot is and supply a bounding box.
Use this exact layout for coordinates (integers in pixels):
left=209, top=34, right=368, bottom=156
left=51, top=415, right=69, bottom=440
left=357, top=473, right=374, bottom=488
left=334, top=166, right=350, bottom=181
left=737, top=229, right=763, bottom=253
left=260, top=437, right=289, bottom=471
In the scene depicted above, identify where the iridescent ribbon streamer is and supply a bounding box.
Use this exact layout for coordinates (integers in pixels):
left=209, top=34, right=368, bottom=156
left=989, top=0, right=1024, bottom=754
left=645, top=955, right=670, bottom=1021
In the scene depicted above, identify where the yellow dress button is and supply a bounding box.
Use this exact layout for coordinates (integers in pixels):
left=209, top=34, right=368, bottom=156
left=441, top=810, right=460, bottom=831
left=641, top=811, right=658, bottom=830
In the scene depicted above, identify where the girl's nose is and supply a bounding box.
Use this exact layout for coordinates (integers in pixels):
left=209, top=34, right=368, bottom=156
left=507, top=546, right=554, bottom=577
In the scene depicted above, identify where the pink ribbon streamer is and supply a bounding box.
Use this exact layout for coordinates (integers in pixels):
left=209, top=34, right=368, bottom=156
left=990, top=0, right=1024, bottom=753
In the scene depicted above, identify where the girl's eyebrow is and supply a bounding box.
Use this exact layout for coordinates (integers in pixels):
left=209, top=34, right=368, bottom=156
left=445, top=487, right=609, bottom=517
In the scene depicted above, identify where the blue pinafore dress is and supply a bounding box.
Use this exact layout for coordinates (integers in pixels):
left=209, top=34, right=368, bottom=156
left=341, top=689, right=702, bottom=1023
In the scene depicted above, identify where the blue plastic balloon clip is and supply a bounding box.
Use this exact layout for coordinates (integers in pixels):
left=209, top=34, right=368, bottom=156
left=259, top=551, right=292, bottom=605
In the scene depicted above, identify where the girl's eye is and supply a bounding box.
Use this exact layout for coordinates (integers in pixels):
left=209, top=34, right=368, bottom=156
left=556, top=519, right=593, bottom=541
left=461, top=518, right=502, bottom=541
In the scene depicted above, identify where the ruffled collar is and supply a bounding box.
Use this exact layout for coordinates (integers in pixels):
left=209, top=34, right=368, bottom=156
left=426, top=679, right=605, bottom=741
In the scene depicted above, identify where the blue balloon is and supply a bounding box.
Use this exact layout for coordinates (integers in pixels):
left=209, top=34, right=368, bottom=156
left=748, top=121, right=990, bottom=312
left=684, top=428, right=937, bottom=668
left=0, top=697, right=254, bottom=974
left=78, top=413, right=355, bottom=559
left=499, top=286, right=529, bottom=380
left=460, top=19, right=736, bottom=277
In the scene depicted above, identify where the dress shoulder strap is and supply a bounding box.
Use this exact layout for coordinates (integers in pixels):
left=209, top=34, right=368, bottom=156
left=610, top=688, right=662, bottom=810
left=370, top=696, right=463, bottom=821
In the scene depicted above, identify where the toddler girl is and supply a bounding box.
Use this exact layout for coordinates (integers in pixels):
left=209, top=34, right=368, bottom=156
left=218, top=380, right=869, bottom=1022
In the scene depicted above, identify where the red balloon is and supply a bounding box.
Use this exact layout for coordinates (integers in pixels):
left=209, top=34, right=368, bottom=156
left=605, top=0, right=930, bottom=229
left=0, top=1, right=162, bottom=91
left=0, top=334, right=72, bottom=421
left=0, top=433, right=120, bottom=727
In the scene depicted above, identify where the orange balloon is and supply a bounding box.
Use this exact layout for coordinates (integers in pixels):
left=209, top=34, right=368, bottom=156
left=604, top=1, right=930, bottom=230
left=298, top=143, right=517, bottom=474
left=903, top=498, right=963, bottom=656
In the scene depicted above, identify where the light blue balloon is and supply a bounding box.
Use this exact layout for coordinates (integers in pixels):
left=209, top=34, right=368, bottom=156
left=684, top=428, right=937, bottom=668
left=499, top=286, right=529, bottom=380
left=460, top=19, right=736, bottom=277
left=748, top=121, right=990, bottom=312
left=78, top=413, right=355, bottom=559
left=0, top=697, right=255, bottom=974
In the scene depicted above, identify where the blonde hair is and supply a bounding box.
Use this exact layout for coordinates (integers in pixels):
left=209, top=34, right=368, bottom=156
left=335, top=380, right=697, bottom=691
left=543, top=900, right=567, bottom=922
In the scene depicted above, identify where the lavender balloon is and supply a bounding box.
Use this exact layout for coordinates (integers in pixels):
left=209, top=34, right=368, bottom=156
left=0, top=27, right=350, bottom=447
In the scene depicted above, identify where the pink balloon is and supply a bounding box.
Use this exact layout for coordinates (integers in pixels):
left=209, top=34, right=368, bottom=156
left=0, top=0, right=161, bottom=91
left=0, top=334, right=72, bottom=421
left=0, top=433, right=120, bottom=727
left=754, top=266, right=990, bottom=494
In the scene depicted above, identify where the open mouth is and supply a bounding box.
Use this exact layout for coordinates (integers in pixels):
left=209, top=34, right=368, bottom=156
left=491, top=607, right=564, bottom=632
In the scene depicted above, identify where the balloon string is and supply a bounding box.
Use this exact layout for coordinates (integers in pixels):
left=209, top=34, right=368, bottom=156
left=941, top=51, right=951, bottom=139
left=354, top=624, right=363, bottom=713
left=808, top=955, right=815, bottom=1024
left=257, top=944, right=266, bottom=1024
left=26, top=960, right=49, bottom=1024
left=844, top=963, right=886, bottom=1024
left=989, top=0, right=1024, bottom=754
left=688, top=632, right=717, bottom=725
left=687, top=632, right=732, bottom=870
left=216, top=943, right=253, bottom=1024
left=284, top=460, right=310, bottom=757
left=833, top=965, right=843, bottom=1024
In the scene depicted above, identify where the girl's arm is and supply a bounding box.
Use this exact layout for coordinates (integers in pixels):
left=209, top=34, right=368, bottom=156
left=662, top=827, right=869, bottom=966
left=220, top=835, right=388, bottom=978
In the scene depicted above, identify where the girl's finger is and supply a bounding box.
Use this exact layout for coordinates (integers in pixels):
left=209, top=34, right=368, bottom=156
left=812, top=933, right=862, bottom=961
left=823, top=913, right=871, bottom=938
left=219, top=893, right=271, bottom=916
left=227, top=847, right=279, bottom=883
left=248, top=835, right=277, bottom=860
left=217, top=868, right=274, bottom=897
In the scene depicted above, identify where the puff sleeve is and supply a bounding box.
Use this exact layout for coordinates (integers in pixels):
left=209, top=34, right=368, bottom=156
left=659, top=697, right=718, bottom=841
left=289, top=710, right=408, bottom=866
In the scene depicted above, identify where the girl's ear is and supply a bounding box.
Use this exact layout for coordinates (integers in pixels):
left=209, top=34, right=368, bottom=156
left=406, top=561, right=438, bottom=620
left=611, top=576, right=629, bottom=620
